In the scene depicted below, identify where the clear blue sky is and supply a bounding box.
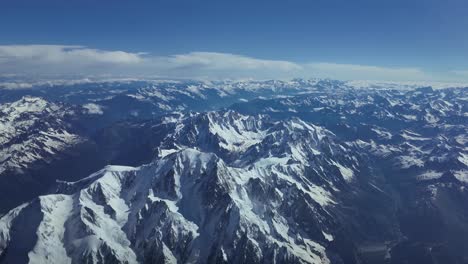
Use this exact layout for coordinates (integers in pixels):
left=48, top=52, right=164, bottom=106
left=1, top=0, right=468, bottom=81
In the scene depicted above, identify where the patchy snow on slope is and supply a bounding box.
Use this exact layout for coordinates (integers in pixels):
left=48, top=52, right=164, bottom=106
left=322, top=231, right=334, bottom=242
left=416, top=170, right=444, bottom=181
left=395, top=155, right=425, bottom=169
left=458, top=152, right=468, bottom=167
left=401, top=114, right=418, bottom=121
left=401, top=130, right=430, bottom=141
left=83, top=103, right=104, bottom=115
left=454, top=170, right=468, bottom=183
left=371, top=127, right=392, bottom=139
left=331, top=160, right=354, bottom=182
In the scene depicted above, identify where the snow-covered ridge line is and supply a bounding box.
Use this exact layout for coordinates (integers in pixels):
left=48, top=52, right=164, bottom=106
left=2, top=77, right=467, bottom=91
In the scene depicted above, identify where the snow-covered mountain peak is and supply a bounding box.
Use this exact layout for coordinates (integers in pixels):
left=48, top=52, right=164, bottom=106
left=161, top=111, right=271, bottom=155
left=4, top=96, right=50, bottom=110
left=0, top=96, right=60, bottom=121
left=0, top=110, right=368, bottom=263
left=0, top=144, right=336, bottom=263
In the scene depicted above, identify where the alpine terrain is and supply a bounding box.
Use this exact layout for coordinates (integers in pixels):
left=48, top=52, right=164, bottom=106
left=0, top=79, right=466, bottom=264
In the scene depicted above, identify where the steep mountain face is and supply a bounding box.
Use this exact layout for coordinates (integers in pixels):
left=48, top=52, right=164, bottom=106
left=0, top=111, right=386, bottom=264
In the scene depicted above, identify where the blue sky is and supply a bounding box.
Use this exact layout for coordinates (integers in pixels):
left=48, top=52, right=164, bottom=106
left=1, top=0, right=468, bottom=81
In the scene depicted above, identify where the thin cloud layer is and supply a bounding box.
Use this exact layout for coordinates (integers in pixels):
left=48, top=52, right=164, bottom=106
left=0, top=44, right=465, bottom=82
left=452, top=70, right=468, bottom=77
left=0, top=45, right=145, bottom=76
left=157, top=52, right=302, bottom=79
left=0, top=45, right=143, bottom=65
left=305, top=63, right=428, bottom=82
left=167, top=52, right=301, bottom=71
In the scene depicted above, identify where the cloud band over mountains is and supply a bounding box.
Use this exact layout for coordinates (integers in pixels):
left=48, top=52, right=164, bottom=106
left=0, top=45, right=466, bottom=82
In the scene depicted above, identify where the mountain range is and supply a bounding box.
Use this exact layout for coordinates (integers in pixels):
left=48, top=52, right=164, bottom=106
left=0, top=79, right=466, bottom=263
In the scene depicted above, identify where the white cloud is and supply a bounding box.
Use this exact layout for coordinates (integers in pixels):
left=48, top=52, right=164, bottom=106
left=452, top=70, right=468, bottom=77
left=0, top=45, right=143, bottom=64
left=0, top=46, right=300, bottom=79
left=0, top=44, right=466, bottom=82
left=0, top=45, right=145, bottom=75
left=304, top=62, right=428, bottom=81
left=150, top=52, right=302, bottom=79
left=167, top=52, right=301, bottom=71
left=0, top=82, right=34, bottom=89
